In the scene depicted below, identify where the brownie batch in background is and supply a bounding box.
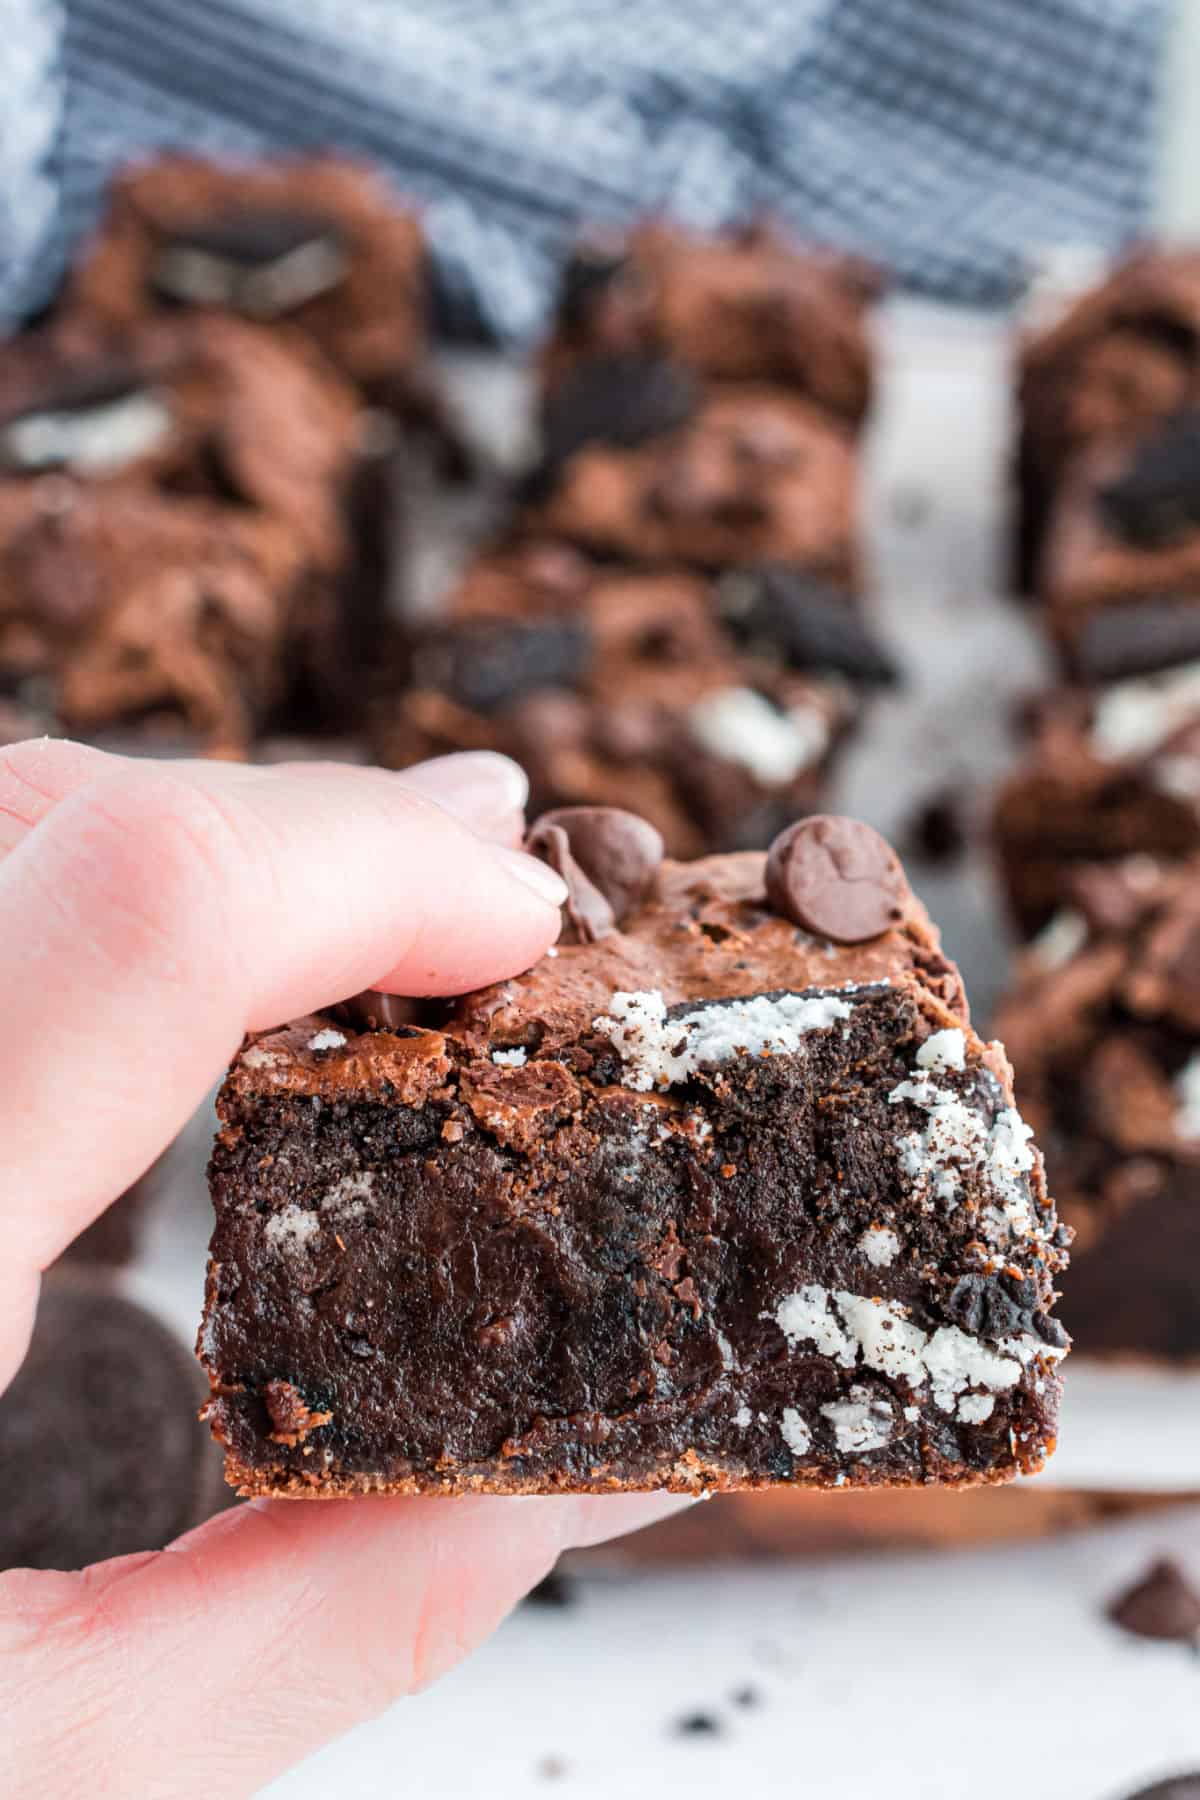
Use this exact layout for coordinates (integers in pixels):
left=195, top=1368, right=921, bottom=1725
left=994, top=853, right=1200, bottom=1357
left=993, top=668, right=1200, bottom=935
left=201, top=809, right=1067, bottom=1499
left=371, top=541, right=896, bottom=857
left=0, top=315, right=399, bottom=748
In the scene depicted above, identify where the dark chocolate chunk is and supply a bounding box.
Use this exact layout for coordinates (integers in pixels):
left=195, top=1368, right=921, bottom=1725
left=540, top=352, right=697, bottom=472
left=1074, top=596, right=1200, bottom=682
left=765, top=815, right=909, bottom=942
left=1109, top=1558, right=1200, bottom=1642
left=530, top=807, right=664, bottom=925
left=1099, top=412, right=1200, bottom=547
left=717, top=565, right=899, bottom=686
left=525, top=818, right=616, bottom=944
left=0, top=1281, right=225, bottom=1572
left=411, top=618, right=591, bottom=714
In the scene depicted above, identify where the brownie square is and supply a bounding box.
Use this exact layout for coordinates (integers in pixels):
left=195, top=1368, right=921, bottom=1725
left=1037, top=425, right=1200, bottom=678
left=521, top=386, right=858, bottom=580
left=0, top=487, right=310, bottom=751
left=543, top=221, right=876, bottom=429
left=1017, top=249, right=1200, bottom=588
left=371, top=542, right=894, bottom=856
left=61, top=153, right=430, bottom=417
left=994, top=853, right=1200, bottom=1358
left=201, top=811, right=1067, bottom=1498
left=993, top=672, right=1200, bottom=936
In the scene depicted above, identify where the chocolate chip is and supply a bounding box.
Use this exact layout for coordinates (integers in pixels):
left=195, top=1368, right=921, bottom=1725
left=1098, top=412, right=1200, bottom=547
left=532, top=806, right=664, bottom=925
left=524, top=819, right=615, bottom=944
left=764, top=816, right=909, bottom=942
left=1073, top=596, right=1200, bottom=682
left=411, top=618, right=591, bottom=714
left=333, top=991, right=421, bottom=1032
left=539, top=352, right=697, bottom=470
left=717, top=565, right=899, bottom=687
left=1109, top=1558, right=1200, bottom=1643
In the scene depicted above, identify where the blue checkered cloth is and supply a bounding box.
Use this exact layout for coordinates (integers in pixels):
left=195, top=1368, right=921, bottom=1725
left=1, top=0, right=1172, bottom=341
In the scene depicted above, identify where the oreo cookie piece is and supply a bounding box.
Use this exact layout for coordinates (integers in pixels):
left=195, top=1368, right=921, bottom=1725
left=153, top=207, right=348, bottom=319
left=537, top=352, right=697, bottom=480
left=1073, top=595, right=1200, bottom=681
left=717, top=565, right=899, bottom=686
left=1099, top=411, right=1200, bottom=548
left=410, top=617, right=592, bottom=714
left=0, top=1281, right=227, bottom=1571
left=0, top=359, right=170, bottom=477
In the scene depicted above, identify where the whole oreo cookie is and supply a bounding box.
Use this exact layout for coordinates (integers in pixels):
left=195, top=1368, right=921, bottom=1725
left=410, top=617, right=591, bottom=714
left=1098, top=411, right=1200, bottom=548
left=0, top=1280, right=226, bottom=1571
left=717, top=565, right=900, bottom=686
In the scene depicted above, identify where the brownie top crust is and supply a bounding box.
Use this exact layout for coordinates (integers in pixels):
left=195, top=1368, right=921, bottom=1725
left=231, top=818, right=975, bottom=1104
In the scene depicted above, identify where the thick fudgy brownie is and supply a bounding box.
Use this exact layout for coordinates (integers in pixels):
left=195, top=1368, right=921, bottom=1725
left=371, top=542, right=895, bottom=856
left=995, top=853, right=1200, bottom=1358
left=1037, top=423, right=1200, bottom=677
left=62, top=153, right=430, bottom=418
left=522, top=386, right=857, bottom=579
left=1, top=1279, right=226, bottom=1571
left=0, top=486, right=313, bottom=751
left=993, top=669, right=1200, bottom=936
left=1017, top=249, right=1200, bottom=587
left=543, top=222, right=876, bottom=429
left=201, top=810, right=1068, bottom=1498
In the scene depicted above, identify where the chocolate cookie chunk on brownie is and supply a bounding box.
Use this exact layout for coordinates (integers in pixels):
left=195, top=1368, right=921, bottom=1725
left=1037, top=427, right=1200, bottom=679
left=201, top=810, right=1067, bottom=1498
left=993, top=670, right=1200, bottom=935
left=371, top=543, right=891, bottom=856
left=994, top=853, right=1200, bottom=1358
left=1, top=1279, right=226, bottom=1571
left=543, top=221, right=876, bottom=429
left=522, top=386, right=857, bottom=580
left=61, top=153, right=430, bottom=419
left=1017, top=248, right=1200, bottom=587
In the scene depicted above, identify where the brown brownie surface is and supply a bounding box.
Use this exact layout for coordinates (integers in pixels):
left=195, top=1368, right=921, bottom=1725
left=202, top=812, right=1067, bottom=1500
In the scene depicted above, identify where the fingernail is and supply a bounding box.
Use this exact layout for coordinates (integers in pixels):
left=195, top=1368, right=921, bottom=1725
left=398, top=753, right=528, bottom=832
left=493, top=844, right=568, bottom=908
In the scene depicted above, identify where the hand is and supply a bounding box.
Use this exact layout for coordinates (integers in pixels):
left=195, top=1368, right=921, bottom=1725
left=0, top=740, right=687, bottom=1797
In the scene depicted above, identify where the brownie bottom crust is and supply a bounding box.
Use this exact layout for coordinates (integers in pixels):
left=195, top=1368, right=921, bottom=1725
left=203, top=981, right=1065, bottom=1499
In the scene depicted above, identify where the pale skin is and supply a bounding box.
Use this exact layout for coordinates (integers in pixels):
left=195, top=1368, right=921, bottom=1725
left=0, top=742, right=689, bottom=1797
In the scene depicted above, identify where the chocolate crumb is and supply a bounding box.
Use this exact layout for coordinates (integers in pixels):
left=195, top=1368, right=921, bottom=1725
left=674, top=1712, right=723, bottom=1738
left=731, top=1685, right=761, bottom=1709
left=537, top=1756, right=569, bottom=1781
left=1109, top=1558, right=1200, bottom=1643
left=263, top=1379, right=333, bottom=1446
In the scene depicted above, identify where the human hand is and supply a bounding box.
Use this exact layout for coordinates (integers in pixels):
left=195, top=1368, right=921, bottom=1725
left=0, top=740, right=688, bottom=1797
